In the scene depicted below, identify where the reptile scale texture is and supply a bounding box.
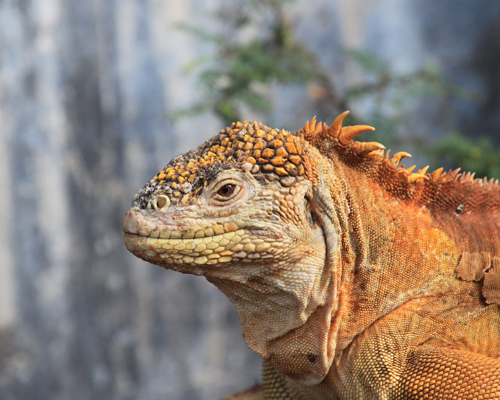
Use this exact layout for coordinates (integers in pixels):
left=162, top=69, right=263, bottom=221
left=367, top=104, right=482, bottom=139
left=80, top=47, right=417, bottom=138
left=123, top=111, right=500, bottom=399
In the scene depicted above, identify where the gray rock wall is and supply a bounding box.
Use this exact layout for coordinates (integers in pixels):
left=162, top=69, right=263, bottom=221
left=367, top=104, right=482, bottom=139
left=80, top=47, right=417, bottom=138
left=0, top=1, right=499, bottom=399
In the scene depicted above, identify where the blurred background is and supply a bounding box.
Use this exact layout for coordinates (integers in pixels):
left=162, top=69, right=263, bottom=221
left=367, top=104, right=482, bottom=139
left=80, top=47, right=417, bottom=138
left=1, top=0, right=499, bottom=399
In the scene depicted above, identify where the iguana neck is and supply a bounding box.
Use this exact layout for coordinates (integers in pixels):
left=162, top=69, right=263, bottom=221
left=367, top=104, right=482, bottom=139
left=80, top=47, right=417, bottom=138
left=331, top=163, right=460, bottom=355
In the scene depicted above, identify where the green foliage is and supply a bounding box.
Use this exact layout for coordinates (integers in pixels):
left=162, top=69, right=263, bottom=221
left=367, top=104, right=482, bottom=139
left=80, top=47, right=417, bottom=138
left=339, top=50, right=468, bottom=145
left=171, top=0, right=321, bottom=125
left=428, top=133, right=500, bottom=180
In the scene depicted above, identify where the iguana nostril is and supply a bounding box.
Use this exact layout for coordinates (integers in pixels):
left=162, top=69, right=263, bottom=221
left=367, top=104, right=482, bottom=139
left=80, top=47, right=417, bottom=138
left=153, top=195, right=170, bottom=210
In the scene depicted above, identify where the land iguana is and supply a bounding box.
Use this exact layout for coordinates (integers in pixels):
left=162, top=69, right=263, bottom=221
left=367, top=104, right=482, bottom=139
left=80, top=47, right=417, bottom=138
left=123, top=111, right=500, bottom=399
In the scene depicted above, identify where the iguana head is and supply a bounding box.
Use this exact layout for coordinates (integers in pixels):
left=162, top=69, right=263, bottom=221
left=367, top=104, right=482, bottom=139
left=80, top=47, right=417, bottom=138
left=123, top=118, right=324, bottom=277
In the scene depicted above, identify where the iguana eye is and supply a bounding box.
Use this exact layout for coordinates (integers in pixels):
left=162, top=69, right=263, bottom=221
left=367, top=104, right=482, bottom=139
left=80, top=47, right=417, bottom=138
left=209, top=178, right=245, bottom=206
left=217, top=184, right=235, bottom=197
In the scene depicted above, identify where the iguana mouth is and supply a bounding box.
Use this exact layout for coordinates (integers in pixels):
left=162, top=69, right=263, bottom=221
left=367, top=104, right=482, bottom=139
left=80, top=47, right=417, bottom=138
left=123, top=230, right=247, bottom=265
left=122, top=208, right=244, bottom=239
left=123, top=209, right=274, bottom=265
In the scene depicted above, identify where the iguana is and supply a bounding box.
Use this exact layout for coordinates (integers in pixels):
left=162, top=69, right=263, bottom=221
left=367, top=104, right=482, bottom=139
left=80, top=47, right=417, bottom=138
left=123, top=111, right=500, bottom=399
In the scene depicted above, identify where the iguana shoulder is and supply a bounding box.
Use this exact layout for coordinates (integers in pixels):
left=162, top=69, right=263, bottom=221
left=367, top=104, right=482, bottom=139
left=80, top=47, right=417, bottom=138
left=123, top=112, right=500, bottom=399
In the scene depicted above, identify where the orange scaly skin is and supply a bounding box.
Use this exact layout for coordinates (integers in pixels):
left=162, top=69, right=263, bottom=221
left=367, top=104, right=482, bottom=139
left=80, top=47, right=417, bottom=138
left=123, top=112, right=500, bottom=399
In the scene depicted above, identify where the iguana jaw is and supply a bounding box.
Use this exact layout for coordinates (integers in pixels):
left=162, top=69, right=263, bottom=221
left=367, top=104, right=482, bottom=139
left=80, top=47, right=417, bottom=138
left=123, top=209, right=257, bottom=275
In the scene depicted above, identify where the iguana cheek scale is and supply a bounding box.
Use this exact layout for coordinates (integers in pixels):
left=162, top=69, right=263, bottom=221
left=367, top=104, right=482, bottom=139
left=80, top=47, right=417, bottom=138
left=124, top=111, right=500, bottom=399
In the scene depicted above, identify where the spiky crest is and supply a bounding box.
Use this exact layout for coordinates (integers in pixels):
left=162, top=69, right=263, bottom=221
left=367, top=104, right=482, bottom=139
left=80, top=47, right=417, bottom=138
left=293, top=111, right=500, bottom=208
left=390, top=152, right=412, bottom=167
